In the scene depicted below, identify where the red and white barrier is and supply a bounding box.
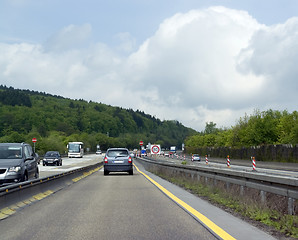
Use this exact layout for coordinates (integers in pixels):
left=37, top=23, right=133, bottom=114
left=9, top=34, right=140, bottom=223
left=252, top=156, right=256, bottom=171
left=205, top=155, right=208, bottom=165
left=227, top=155, right=231, bottom=168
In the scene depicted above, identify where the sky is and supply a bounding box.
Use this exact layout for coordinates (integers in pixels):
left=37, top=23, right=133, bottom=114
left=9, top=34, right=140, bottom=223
left=1, top=0, right=298, bottom=131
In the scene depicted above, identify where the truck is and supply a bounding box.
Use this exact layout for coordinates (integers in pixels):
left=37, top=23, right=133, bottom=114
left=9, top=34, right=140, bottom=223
left=170, top=146, right=176, bottom=153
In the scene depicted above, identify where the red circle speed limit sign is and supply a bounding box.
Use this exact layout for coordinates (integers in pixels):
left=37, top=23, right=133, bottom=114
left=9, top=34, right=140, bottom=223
left=151, top=145, right=160, bottom=154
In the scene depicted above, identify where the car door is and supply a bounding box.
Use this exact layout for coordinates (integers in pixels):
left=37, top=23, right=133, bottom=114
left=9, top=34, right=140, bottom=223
left=24, top=145, right=36, bottom=179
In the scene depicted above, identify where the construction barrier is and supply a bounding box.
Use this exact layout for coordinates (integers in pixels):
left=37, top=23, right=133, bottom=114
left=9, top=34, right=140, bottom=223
left=252, top=156, right=256, bottom=171
left=205, top=155, right=208, bottom=165
left=227, top=155, right=231, bottom=168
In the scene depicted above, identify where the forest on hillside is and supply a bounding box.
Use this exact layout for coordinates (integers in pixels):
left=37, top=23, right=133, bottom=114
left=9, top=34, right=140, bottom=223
left=186, top=109, right=298, bottom=148
left=185, top=109, right=298, bottom=162
left=0, top=86, right=196, bottom=154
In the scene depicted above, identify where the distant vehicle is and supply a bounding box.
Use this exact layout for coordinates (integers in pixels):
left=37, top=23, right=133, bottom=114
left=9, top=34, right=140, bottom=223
left=103, top=148, right=133, bottom=175
left=141, top=149, right=147, bottom=157
left=0, top=142, right=39, bottom=185
left=43, top=151, right=62, bottom=166
left=129, top=151, right=135, bottom=158
left=96, top=150, right=102, bottom=155
left=192, top=154, right=201, bottom=161
left=67, top=142, right=84, bottom=158
left=170, top=146, right=177, bottom=153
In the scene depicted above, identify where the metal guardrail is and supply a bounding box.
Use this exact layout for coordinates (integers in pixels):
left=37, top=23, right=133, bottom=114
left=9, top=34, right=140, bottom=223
left=0, top=162, right=102, bottom=213
left=138, top=157, right=298, bottom=214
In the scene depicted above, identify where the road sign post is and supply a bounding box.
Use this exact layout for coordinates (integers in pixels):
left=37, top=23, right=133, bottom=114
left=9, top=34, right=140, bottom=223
left=32, top=138, right=37, bottom=152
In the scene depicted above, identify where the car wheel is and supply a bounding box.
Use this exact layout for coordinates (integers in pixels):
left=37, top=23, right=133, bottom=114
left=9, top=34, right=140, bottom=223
left=22, top=173, right=28, bottom=182
left=56, top=162, right=59, bottom=166
left=104, top=170, right=109, bottom=175
left=60, top=161, right=62, bottom=166
left=34, top=169, right=39, bottom=179
left=129, top=170, right=133, bottom=175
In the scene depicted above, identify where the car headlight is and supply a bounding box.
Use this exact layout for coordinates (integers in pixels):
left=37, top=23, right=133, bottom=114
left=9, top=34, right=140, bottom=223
left=8, top=166, right=21, bottom=172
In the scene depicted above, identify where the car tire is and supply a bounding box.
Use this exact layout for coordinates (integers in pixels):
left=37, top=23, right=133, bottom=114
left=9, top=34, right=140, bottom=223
left=35, top=169, right=39, bottom=179
left=104, top=170, right=109, bottom=175
left=22, top=173, right=28, bottom=182
left=129, top=170, right=133, bottom=175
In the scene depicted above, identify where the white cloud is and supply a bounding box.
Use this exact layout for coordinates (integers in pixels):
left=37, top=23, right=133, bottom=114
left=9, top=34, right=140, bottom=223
left=44, top=24, right=92, bottom=52
left=1, top=6, right=298, bottom=131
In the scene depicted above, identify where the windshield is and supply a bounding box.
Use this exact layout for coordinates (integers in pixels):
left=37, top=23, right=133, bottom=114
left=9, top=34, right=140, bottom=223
left=107, top=150, right=128, bottom=157
left=45, top=152, right=59, bottom=157
left=68, top=144, right=80, bottom=152
left=0, top=146, right=22, bottom=159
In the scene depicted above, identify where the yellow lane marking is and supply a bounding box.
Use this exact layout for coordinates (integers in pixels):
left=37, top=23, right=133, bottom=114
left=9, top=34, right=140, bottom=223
left=72, top=166, right=102, bottom=182
left=134, top=164, right=236, bottom=240
left=0, top=190, right=54, bottom=221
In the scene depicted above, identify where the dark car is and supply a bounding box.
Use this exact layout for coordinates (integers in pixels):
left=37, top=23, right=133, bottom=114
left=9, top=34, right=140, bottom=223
left=0, top=142, right=39, bottom=185
left=103, top=148, right=133, bottom=175
left=43, top=151, right=62, bottom=166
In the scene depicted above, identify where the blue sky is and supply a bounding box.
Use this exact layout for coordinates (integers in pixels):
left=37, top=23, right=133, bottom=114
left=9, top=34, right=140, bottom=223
left=1, top=0, right=298, bottom=131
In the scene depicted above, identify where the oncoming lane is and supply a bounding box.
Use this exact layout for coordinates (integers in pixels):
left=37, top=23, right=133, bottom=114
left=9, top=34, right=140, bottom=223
left=38, top=154, right=102, bottom=178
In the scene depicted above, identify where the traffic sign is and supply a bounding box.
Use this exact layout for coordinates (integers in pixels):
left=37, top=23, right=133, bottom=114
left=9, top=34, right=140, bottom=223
left=32, top=138, right=37, bottom=143
left=151, top=145, right=160, bottom=154
left=139, top=141, right=143, bottom=146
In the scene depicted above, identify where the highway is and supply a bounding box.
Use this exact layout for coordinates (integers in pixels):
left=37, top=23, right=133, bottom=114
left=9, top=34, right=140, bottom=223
left=0, top=154, right=277, bottom=240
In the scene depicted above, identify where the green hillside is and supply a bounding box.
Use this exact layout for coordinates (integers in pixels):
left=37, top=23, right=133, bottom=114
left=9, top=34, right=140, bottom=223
left=0, top=85, right=197, bottom=154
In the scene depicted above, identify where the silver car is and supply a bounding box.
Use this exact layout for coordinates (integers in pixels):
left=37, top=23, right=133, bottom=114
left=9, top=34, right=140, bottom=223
left=191, top=154, right=201, bottom=161
left=103, top=148, right=133, bottom=175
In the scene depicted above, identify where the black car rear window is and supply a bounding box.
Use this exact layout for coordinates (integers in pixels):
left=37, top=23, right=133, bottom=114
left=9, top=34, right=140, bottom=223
left=107, top=150, right=128, bottom=157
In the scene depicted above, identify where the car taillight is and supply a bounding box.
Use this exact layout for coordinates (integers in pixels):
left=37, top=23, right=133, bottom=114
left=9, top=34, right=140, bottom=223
left=104, top=157, right=108, bottom=163
left=128, top=156, right=132, bottom=163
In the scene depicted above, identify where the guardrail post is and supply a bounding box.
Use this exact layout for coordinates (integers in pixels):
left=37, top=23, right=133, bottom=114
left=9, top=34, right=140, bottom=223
left=205, top=177, right=208, bottom=184
left=288, top=197, right=294, bottom=215
left=240, top=185, right=244, bottom=196
left=260, top=190, right=266, bottom=204
left=213, top=178, right=217, bottom=186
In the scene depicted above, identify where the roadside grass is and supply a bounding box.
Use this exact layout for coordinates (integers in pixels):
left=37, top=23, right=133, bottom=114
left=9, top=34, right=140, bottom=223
left=155, top=172, right=298, bottom=239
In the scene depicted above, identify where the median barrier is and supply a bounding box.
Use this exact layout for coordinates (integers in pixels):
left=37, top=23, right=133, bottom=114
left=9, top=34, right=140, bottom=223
left=0, top=162, right=102, bottom=212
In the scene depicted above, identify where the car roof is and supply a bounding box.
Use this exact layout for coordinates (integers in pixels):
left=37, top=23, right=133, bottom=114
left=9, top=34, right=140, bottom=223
left=107, top=148, right=128, bottom=151
left=0, top=142, right=27, bottom=146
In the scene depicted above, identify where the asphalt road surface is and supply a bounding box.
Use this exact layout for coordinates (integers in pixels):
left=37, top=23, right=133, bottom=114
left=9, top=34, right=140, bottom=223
left=0, top=160, right=216, bottom=240
left=0, top=157, right=277, bottom=240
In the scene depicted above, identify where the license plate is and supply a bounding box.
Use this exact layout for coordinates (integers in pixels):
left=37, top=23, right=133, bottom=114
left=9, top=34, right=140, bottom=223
left=113, top=160, right=124, bottom=163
